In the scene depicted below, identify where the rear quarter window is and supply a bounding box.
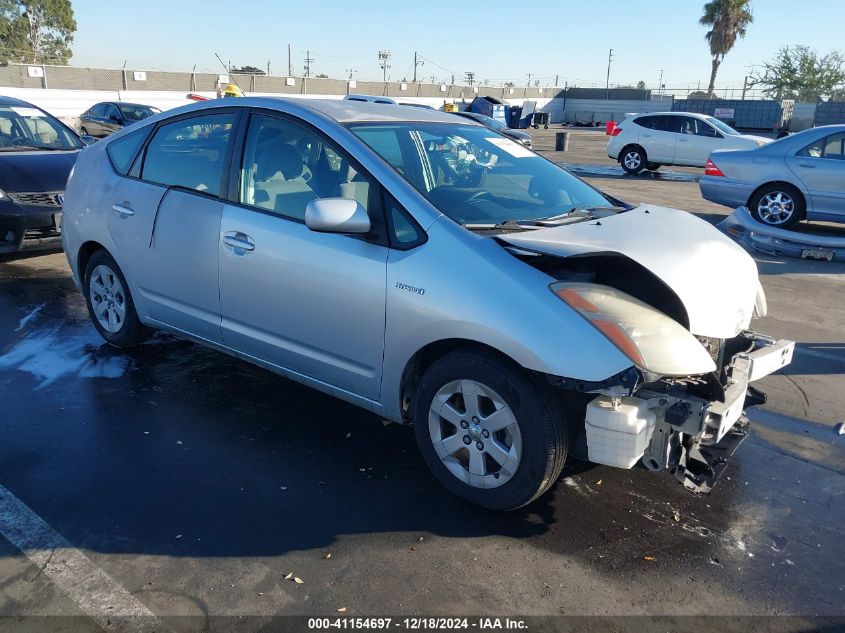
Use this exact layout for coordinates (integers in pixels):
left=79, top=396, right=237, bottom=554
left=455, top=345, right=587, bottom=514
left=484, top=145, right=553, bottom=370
left=106, top=127, right=150, bottom=175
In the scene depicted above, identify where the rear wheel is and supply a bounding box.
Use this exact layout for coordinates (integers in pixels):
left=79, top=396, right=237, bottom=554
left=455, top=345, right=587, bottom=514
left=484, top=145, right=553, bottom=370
left=620, top=146, right=647, bottom=174
left=749, top=184, right=804, bottom=229
left=412, top=350, right=568, bottom=511
left=83, top=250, right=150, bottom=347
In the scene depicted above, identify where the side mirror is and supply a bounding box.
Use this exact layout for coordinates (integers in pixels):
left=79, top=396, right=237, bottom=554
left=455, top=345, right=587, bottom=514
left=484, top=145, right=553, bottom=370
left=305, top=197, right=371, bottom=234
left=79, top=135, right=97, bottom=146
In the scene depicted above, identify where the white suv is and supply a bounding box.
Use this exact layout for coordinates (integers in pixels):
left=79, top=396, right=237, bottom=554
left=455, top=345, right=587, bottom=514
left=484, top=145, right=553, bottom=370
left=607, top=112, right=770, bottom=173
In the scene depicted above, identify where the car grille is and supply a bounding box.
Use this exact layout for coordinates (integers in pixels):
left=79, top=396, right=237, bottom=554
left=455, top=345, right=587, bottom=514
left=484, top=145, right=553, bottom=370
left=7, top=192, right=64, bottom=207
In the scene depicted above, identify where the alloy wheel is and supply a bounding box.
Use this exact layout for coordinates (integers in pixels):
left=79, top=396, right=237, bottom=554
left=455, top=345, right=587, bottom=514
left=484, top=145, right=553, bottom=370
left=428, top=379, right=522, bottom=489
left=757, top=191, right=795, bottom=225
left=623, top=151, right=642, bottom=170
left=89, top=264, right=127, bottom=333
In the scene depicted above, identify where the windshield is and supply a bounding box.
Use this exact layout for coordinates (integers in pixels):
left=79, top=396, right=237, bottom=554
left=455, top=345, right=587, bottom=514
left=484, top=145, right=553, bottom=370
left=705, top=116, right=740, bottom=136
left=118, top=104, right=160, bottom=121
left=0, top=105, right=82, bottom=151
left=349, top=122, right=611, bottom=226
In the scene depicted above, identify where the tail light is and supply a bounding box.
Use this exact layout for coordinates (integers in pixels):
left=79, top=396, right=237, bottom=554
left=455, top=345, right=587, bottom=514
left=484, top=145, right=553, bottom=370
left=705, top=158, right=725, bottom=177
left=610, top=127, right=623, bottom=136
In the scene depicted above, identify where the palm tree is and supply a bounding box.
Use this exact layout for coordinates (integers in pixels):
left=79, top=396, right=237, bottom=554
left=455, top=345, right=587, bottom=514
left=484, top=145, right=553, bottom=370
left=700, top=0, right=753, bottom=97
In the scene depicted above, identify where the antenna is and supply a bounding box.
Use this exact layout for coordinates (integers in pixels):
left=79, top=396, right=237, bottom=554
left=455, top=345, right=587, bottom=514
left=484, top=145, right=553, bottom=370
left=214, top=52, right=241, bottom=90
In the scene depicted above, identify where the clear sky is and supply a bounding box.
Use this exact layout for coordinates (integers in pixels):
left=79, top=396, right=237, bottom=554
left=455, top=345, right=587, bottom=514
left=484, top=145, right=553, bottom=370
left=69, top=0, right=843, bottom=90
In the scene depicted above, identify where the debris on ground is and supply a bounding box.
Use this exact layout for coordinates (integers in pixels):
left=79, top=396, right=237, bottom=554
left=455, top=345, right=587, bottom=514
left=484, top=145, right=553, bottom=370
left=337, top=607, right=347, bottom=613
left=323, top=553, right=332, bottom=559
left=643, top=556, right=655, bottom=561
left=837, top=422, right=845, bottom=436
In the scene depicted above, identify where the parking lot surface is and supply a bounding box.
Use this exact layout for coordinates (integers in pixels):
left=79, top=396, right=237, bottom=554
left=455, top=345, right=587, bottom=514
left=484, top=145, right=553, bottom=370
left=1, top=130, right=843, bottom=631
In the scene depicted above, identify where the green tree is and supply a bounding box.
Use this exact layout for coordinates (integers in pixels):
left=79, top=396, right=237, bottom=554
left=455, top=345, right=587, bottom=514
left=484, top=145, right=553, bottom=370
left=0, top=0, right=76, bottom=64
left=636, top=80, right=646, bottom=90
left=700, top=0, right=753, bottom=97
left=752, top=45, right=845, bottom=101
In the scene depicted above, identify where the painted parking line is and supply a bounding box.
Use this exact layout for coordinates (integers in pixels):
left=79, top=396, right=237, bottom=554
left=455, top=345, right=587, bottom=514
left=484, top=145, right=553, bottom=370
left=0, top=484, right=162, bottom=633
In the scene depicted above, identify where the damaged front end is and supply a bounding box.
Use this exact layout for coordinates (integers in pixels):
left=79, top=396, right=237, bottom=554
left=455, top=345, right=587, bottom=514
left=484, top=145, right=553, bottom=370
left=549, top=331, right=794, bottom=492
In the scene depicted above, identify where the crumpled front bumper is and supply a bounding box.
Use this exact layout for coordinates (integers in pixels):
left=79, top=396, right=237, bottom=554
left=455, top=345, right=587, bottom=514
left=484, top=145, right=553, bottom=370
left=0, top=201, right=63, bottom=254
left=580, top=332, right=795, bottom=492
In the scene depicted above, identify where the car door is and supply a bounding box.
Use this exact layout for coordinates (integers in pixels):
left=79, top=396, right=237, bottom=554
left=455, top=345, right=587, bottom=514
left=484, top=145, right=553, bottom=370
left=103, top=104, right=123, bottom=136
left=637, top=115, right=678, bottom=163
left=218, top=111, right=388, bottom=400
left=674, top=116, right=723, bottom=166
left=789, top=131, right=845, bottom=218
left=83, top=104, right=102, bottom=136
left=107, top=110, right=239, bottom=344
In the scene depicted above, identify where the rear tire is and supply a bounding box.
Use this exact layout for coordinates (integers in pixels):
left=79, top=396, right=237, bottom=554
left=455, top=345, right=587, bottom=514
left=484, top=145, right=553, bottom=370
left=620, top=146, right=647, bottom=174
left=412, top=350, right=568, bottom=511
left=749, top=183, right=804, bottom=229
left=83, top=250, right=150, bottom=348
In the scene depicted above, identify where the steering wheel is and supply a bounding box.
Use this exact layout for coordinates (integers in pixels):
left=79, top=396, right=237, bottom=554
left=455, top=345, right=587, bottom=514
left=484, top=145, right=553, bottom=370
left=10, top=135, right=29, bottom=146
left=465, top=190, right=493, bottom=204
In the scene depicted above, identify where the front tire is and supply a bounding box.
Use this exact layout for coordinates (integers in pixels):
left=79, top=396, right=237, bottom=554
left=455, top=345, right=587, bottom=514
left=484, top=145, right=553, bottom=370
left=83, top=250, right=150, bottom=347
left=749, top=184, right=804, bottom=229
left=412, top=350, right=568, bottom=511
left=620, top=146, right=647, bottom=174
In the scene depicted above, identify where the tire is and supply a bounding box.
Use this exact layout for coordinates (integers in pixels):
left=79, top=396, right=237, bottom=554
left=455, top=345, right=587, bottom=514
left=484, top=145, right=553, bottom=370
left=749, top=183, right=804, bottom=229
left=533, top=124, right=539, bottom=129
left=620, top=146, right=647, bottom=174
left=647, top=163, right=661, bottom=171
left=412, top=350, right=568, bottom=511
left=544, top=124, right=549, bottom=129
left=83, top=250, right=150, bottom=347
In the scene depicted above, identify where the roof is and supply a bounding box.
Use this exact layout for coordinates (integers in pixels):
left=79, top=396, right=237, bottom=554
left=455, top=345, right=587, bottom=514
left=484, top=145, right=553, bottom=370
left=0, top=95, right=33, bottom=107
left=233, top=96, right=475, bottom=124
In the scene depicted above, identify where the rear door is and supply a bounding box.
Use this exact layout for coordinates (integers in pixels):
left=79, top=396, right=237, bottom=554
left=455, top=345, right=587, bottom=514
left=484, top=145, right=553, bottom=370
left=103, top=104, right=123, bottom=136
left=789, top=131, right=845, bottom=218
left=218, top=110, right=388, bottom=400
left=107, top=110, right=239, bottom=343
left=674, top=116, right=724, bottom=166
left=637, top=115, right=678, bottom=162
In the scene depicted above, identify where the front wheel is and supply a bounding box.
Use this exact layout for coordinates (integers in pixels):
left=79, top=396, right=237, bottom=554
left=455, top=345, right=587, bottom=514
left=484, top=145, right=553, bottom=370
left=749, top=184, right=804, bottom=229
left=620, top=147, right=647, bottom=174
left=412, top=350, right=568, bottom=510
left=83, top=250, right=150, bottom=347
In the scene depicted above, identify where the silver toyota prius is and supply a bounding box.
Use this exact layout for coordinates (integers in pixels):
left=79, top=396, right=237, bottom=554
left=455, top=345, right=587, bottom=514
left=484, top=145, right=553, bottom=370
left=62, top=98, right=794, bottom=510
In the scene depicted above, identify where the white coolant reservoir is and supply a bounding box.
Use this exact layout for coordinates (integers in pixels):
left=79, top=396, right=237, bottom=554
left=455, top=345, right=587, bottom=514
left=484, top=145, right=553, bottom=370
left=585, top=396, right=656, bottom=469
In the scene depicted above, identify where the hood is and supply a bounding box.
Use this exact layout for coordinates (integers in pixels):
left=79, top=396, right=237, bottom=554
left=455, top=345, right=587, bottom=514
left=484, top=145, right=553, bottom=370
left=503, top=129, right=532, bottom=141
left=0, top=150, right=78, bottom=193
left=498, top=205, right=759, bottom=338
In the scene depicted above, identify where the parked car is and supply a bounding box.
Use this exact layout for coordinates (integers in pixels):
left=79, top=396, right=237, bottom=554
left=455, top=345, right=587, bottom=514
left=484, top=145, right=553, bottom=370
left=700, top=125, right=845, bottom=228
left=62, top=98, right=793, bottom=510
left=452, top=111, right=533, bottom=147
left=79, top=102, right=161, bottom=138
left=607, top=112, right=770, bottom=174
left=343, top=94, right=397, bottom=105
left=0, top=95, right=90, bottom=254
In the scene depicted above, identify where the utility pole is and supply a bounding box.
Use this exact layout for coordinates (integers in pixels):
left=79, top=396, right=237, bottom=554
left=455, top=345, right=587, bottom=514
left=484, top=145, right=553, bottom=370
left=605, top=49, right=613, bottom=100
left=741, top=75, right=748, bottom=100
left=378, top=50, right=391, bottom=82
left=413, top=51, right=423, bottom=83
left=555, top=74, right=559, bottom=88
left=658, top=69, right=664, bottom=98
left=465, top=71, right=475, bottom=86
left=288, top=44, right=292, bottom=76
left=304, top=50, right=314, bottom=77
left=266, top=60, right=270, bottom=76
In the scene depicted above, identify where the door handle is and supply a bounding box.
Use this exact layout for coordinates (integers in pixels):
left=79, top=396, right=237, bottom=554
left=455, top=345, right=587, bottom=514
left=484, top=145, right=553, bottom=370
left=642, top=133, right=652, bottom=138
left=678, top=138, right=689, bottom=143
left=222, top=231, right=255, bottom=252
left=797, top=161, right=816, bottom=168
left=112, top=203, right=135, bottom=216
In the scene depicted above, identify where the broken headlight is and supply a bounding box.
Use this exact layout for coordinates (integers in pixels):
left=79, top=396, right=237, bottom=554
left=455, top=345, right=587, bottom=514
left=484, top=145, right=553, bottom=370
left=551, top=282, right=717, bottom=376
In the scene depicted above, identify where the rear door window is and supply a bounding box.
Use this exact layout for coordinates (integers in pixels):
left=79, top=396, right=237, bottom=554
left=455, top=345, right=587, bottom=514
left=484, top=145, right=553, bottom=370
left=141, top=112, right=236, bottom=197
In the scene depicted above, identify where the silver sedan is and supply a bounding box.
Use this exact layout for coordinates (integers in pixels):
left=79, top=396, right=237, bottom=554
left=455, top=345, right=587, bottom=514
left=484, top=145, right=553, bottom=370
left=700, top=124, right=845, bottom=228
left=62, top=98, right=793, bottom=509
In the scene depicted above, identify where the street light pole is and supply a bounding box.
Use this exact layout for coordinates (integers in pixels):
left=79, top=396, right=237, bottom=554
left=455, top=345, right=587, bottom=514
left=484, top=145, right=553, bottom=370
left=605, top=49, right=613, bottom=100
